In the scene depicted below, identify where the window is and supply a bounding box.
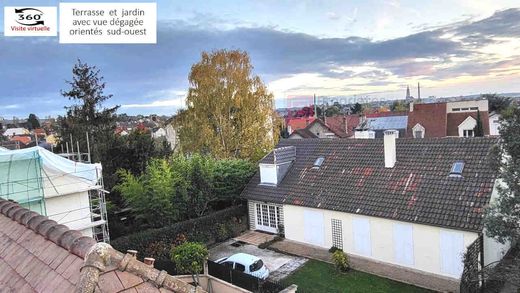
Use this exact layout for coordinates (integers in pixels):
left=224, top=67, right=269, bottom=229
left=412, top=123, right=425, bottom=139
left=470, top=107, right=478, bottom=111
left=234, top=263, right=245, bottom=272
left=223, top=261, right=233, bottom=268
left=463, top=129, right=474, bottom=137
left=313, top=157, right=325, bottom=167
left=450, top=161, right=464, bottom=177
left=250, top=260, right=264, bottom=272
left=452, top=108, right=461, bottom=112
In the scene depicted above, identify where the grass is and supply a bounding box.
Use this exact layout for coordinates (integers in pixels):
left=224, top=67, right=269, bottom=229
left=283, top=260, right=433, bottom=293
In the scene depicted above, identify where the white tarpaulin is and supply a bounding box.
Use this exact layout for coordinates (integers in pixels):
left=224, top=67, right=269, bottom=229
left=0, top=146, right=102, bottom=203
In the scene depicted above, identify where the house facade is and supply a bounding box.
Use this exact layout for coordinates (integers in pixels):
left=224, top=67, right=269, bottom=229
left=242, top=135, right=509, bottom=290
left=407, top=99, right=490, bottom=138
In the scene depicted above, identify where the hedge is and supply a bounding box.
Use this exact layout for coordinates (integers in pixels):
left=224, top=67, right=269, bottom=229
left=111, top=205, right=248, bottom=260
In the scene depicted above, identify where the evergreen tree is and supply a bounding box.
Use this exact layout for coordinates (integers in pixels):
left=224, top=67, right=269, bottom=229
left=59, top=60, right=119, bottom=163
left=484, top=105, right=520, bottom=243
left=350, top=103, right=362, bottom=114
left=27, top=114, right=40, bottom=130
left=474, top=110, right=484, bottom=137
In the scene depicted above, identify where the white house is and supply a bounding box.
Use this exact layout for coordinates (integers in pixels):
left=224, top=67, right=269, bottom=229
left=242, top=134, right=509, bottom=291
left=489, top=112, right=501, bottom=136
left=3, top=127, right=29, bottom=137
left=0, top=147, right=109, bottom=242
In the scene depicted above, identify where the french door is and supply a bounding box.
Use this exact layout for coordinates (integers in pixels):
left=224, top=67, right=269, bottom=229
left=255, top=203, right=281, bottom=233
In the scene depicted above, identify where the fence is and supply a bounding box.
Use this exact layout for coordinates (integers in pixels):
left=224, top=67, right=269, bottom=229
left=207, top=260, right=297, bottom=293
left=460, top=235, right=483, bottom=293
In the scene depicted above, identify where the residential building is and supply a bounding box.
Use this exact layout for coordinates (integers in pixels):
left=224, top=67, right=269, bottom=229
left=288, top=119, right=348, bottom=139
left=0, top=199, right=205, bottom=293
left=152, top=127, right=167, bottom=139
left=242, top=135, right=509, bottom=291
left=0, top=146, right=109, bottom=242
left=407, top=99, right=490, bottom=138
left=165, top=123, right=179, bottom=150
left=489, top=112, right=501, bottom=136
left=355, top=115, right=408, bottom=138
left=3, top=127, right=29, bottom=137
left=286, top=117, right=316, bottom=134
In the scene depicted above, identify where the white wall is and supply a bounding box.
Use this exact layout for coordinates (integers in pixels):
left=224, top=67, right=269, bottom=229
left=457, top=116, right=477, bottom=137
left=46, top=191, right=93, bottom=237
left=447, top=100, right=488, bottom=113
left=483, top=180, right=511, bottom=265
left=283, top=204, right=478, bottom=279
left=489, top=113, right=500, bottom=136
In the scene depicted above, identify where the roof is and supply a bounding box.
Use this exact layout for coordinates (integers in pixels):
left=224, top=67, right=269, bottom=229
left=287, top=117, right=316, bottom=133
left=365, top=116, right=408, bottom=130
left=324, top=116, right=358, bottom=138
left=289, top=128, right=318, bottom=138
left=10, top=135, right=32, bottom=145
left=0, top=199, right=202, bottom=293
left=244, top=137, right=499, bottom=232
left=407, top=103, right=448, bottom=137
left=447, top=111, right=490, bottom=136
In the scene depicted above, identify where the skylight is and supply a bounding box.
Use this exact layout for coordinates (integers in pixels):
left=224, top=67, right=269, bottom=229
left=450, top=161, right=464, bottom=177
left=313, top=157, right=325, bottom=168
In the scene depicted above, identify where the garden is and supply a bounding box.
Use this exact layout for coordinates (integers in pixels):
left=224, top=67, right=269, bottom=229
left=283, top=259, right=433, bottom=293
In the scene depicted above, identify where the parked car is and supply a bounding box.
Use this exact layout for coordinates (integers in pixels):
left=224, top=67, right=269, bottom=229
left=215, top=253, right=270, bottom=279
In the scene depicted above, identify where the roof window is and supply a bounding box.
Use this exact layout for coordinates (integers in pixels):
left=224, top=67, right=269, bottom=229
left=313, top=157, right=325, bottom=168
left=450, top=161, right=464, bottom=177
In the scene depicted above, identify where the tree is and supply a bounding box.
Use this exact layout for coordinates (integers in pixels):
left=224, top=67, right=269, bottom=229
left=484, top=105, right=520, bottom=243
left=59, top=59, right=119, bottom=163
left=484, top=93, right=512, bottom=114
left=170, top=242, right=208, bottom=286
left=350, top=103, right=362, bottom=114
left=175, top=49, right=278, bottom=161
left=474, top=110, right=484, bottom=137
left=390, top=101, right=408, bottom=112
left=325, top=105, right=341, bottom=117
left=27, top=114, right=40, bottom=130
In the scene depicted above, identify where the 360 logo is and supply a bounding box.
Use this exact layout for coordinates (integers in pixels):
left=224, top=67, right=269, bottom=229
left=4, top=6, right=57, bottom=36
left=15, top=8, right=45, bottom=26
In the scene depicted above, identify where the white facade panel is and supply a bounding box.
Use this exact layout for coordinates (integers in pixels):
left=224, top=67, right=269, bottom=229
left=394, top=223, right=414, bottom=266
left=283, top=204, right=479, bottom=278
left=303, top=209, right=324, bottom=247
left=440, top=230, right=465, bottom=277
left=352, top=217, right=371, bottom=256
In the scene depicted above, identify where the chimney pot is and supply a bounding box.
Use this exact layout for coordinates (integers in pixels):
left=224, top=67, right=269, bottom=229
left=384, top=130, right=398, bottom=168
left=127, top=250, right=138, bottom=258
left=144, top=257, right=155, bottom=267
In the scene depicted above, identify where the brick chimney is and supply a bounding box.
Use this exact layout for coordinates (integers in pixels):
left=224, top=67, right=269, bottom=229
left=384, top=130, right=398, bottom=168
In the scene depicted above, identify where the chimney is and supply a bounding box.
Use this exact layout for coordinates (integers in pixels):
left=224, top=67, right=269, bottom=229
left=144, top=257, right=155, bottom=267
left=343, top=116, right=348, bottom=134
left=127, top=250, right=138, bottom=258
left=409, top=100, right=414, bottom=112
left=384, top=130, right=398, bottom=168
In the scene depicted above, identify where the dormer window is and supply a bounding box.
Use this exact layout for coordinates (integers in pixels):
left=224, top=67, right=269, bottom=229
left=450, top=161, right=464, bottom=177
left=313, top=157, right=325, bottom=168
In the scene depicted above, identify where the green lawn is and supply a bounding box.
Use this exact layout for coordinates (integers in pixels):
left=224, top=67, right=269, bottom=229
left=283, top=260, right=433, bottom=293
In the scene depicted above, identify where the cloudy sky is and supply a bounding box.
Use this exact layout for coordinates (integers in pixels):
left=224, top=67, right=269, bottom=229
left=1, top=0, right=520, bottom=117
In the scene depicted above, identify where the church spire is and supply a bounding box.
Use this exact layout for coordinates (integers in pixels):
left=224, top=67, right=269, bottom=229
left=405, top=85, right=411, bottom=100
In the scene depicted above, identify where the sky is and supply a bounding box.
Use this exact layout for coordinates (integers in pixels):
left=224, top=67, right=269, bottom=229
left=1, top=0, right=520, bottom=117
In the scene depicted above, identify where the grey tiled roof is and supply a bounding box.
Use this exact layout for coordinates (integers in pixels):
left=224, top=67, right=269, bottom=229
left=243, top=137, right=499, bottom=232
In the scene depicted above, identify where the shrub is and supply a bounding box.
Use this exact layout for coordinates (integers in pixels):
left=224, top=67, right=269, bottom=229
left=332, top=250, right=349, bottom=272
left=258, top=235, right=284, bottom=249
left=328, top=246, right=340, bottom=253
left=171, top=242, right=208, bottom=286
left=111, top=205, right=247, bottom=260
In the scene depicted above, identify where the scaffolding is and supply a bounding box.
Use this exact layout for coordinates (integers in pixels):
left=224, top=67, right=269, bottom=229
left=0, top=146, right=110, bottom=243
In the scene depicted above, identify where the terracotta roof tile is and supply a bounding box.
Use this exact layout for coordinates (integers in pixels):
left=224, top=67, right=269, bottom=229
left=115, top=270, right=144, bottom=289
left=0, top=199, right=204, bottom=293
left=98, top=271, right=126, bottom=292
